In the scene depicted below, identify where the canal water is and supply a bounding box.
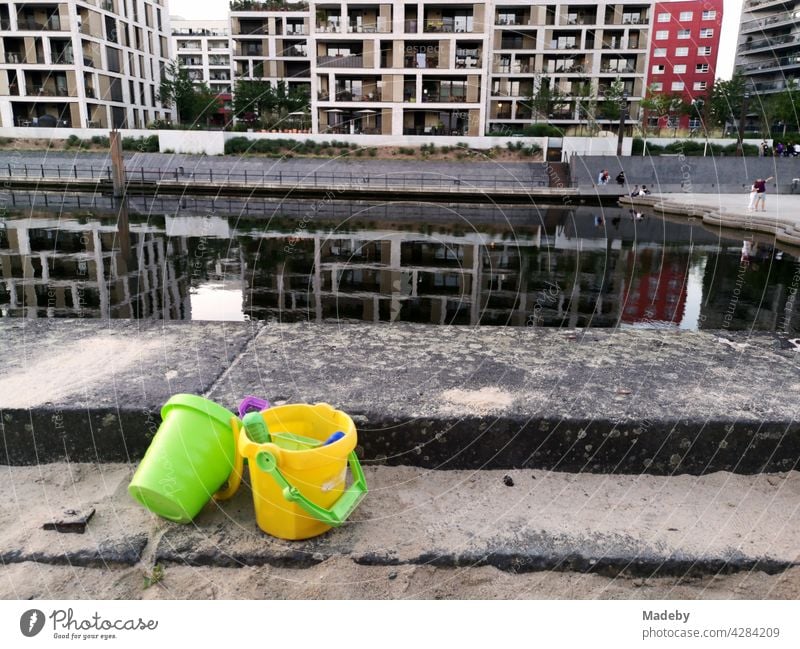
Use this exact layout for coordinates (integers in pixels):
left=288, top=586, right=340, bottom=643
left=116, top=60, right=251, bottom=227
left=1, top=193, right=798, bottom=333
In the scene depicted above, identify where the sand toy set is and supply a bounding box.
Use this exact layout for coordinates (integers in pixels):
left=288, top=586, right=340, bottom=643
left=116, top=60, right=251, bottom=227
left=128, top=394, right=367, bottom=540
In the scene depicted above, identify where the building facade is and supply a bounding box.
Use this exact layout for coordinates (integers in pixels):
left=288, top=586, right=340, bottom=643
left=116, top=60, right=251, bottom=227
left=171, top=18, right=233, bottom=125
left=0, top=0, right=175, bottom=129
left=224, top=0, right=659, bottom=137
left=735, top=0, right=800, bottom=97
left=644, top=0, right=722, bottom=131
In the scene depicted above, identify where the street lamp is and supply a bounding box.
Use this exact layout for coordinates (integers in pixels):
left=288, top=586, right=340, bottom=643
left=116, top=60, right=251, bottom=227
left=616, top=89, right=629, bottom=156
left=736, top=91, right=750, bottom=157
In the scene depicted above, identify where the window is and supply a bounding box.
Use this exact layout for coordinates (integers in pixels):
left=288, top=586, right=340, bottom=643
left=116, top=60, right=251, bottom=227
left=693, top=81, right=707, bottom=91
left=697, top=46, right=712, bottom=55
left=651, top=82, right=663, bottom=91
left=652, top=64, right=665, bottom=73
left=677, top=29, right=691, bottom=39
left=696, top=63, right=709, bottom=73
left=653, top=47, right=667, bottom=57
left=702, top=10, right=716, bottom=20
left=674, top=64, right=686, bottom=73
left=671, top=81, right=684, bottom=91
left=656, top=30, right=669, bottom=40
left=679, top=11, right=693, bottom=21
left=700, top=28, right=713, bottom=37
left=675, top=47, right=689, bottom=56
left=658, top=12, right=670, bottom=22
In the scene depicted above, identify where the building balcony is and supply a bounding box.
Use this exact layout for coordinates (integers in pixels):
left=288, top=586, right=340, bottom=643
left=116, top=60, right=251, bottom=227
left=237, top=45, right=264, bottom=56
left=17, top=14, right=63, bottom=31
left=741, top=33, right=800, bottom=53
left=741, top=9, right=800, bottom=33
left=752, top=78, right=795, bottom=93
left=52, top=51, right=75, bottom=65
left=743, top=0, right=794, bottom=11
left=321, top=90, right=383, bottom=102
left=600, top=65, right=636, bottom=74
left=739, top=54, right=800, bottom=74
left=229, top=0, right=310, bottom=10
left=318, top=54, right=363, bottom=68
left=279, top=46, right=308, bottom=57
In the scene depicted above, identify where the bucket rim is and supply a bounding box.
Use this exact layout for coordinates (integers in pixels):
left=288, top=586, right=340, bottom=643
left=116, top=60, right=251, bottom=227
left=161, top=394, right=238, bottom=431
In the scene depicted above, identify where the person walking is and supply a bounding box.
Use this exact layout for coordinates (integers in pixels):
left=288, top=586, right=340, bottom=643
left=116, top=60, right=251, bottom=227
left=752, top=176, right=774, bottom=212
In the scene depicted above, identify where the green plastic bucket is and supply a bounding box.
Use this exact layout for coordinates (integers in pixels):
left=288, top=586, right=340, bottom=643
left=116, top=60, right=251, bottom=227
left=128, top=394, right=237, bottom=523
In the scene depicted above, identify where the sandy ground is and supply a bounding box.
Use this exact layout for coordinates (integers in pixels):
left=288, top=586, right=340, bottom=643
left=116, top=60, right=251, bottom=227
left=3, top=561, right=799, bottom=600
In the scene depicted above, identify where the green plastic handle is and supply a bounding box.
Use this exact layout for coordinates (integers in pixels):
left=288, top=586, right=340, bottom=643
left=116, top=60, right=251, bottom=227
left=254, top=450, right=367, bottom=527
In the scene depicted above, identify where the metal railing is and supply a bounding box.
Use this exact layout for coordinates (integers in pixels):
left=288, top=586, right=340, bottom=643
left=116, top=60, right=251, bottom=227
left=0, top=163, right=552, bottom=192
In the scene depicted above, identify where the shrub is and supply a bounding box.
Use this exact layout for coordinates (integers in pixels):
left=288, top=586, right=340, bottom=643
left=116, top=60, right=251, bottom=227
left=225, top=136, right=252, bottom=154
left=65, top=134, right=81, bottom=148
left=368, top=147, right=377, bottom=157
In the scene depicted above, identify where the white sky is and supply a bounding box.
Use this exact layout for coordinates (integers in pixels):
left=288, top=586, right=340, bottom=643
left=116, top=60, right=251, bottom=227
left=167, top=0, right=744, bottom=80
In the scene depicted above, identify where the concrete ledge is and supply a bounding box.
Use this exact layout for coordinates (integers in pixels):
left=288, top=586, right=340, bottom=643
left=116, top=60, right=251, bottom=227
left=1, top=320, right=798, bottom=474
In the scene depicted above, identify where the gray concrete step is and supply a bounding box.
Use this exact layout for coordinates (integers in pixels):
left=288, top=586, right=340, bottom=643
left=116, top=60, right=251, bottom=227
left=1, top=463, right=797, bottom=577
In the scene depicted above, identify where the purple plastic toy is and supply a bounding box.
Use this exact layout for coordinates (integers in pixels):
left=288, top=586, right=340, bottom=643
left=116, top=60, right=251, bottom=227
left=237, top=396, right=270, bottom=419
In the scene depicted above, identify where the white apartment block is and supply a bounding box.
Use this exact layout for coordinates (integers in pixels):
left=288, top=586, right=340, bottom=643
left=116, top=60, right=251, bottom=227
left=0, top=0, right=175, bottom=129
left=171, top=18, right=232, bottom=96
left=227, top=0, right=652, bottom=137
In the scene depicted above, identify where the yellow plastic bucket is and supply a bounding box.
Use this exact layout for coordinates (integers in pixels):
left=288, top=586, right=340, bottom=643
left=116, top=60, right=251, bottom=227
left=216, top=402, right=367, bottom=541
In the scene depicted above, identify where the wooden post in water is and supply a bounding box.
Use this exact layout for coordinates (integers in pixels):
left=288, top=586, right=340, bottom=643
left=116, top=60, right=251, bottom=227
left=109, top=129, right=126, bottom=198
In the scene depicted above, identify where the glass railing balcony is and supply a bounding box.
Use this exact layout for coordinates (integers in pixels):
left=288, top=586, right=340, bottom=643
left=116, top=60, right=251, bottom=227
left=318, top=54, right=364, bottom=68
left=743, top=0, right=793, bottom=11
left=316, top=20, right=341, bottom=33
left=741, top=33, right=800, bottom=52
left=741, top=10, right=800, bottom=33
left=740, top=55, right=800, bottom=72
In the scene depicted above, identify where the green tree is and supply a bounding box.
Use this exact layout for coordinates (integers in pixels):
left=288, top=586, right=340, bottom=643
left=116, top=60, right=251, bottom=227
left=707, top=72, right=747, bottom=131
left=158, top=61, right=219, bottom=126
left=599, top=78, right=626, bottom=121
left=232, top=79, right=275, bottom=120
left=767, top=79, right=800, bottom=135
left=524, top=76, right=563, bottom=121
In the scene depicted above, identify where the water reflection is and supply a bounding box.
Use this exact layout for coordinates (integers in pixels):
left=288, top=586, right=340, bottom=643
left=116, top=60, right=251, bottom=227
left=0, top=196, right=798, bottom=333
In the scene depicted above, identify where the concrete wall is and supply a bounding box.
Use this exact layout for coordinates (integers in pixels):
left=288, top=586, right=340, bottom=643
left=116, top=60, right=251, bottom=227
left=562, top=136, right=632, bottom=158
left=160, top=130, right=225, bottom=156
left=221, top=132, right=549, bottom=153
left=570, top=154, right=800, bottom=194
left=0, top=127, right=154, bottom=140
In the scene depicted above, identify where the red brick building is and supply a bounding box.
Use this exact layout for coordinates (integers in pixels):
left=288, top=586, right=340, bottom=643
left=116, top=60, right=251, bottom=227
left=645, top=0, right=723, bottom=132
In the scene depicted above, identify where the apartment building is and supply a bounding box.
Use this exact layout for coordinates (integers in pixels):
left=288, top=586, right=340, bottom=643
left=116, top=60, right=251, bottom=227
left=225, top=1, right=656, bottom=137
left=0, top=0, right=175, bottom=129
left=229, top=3, right=311, bottom=96
left=171, top=18, right=233, bottom=125
left=735, top=0, right=800, bottom=96
left=645, top=0, right=722, bottom=131
left=487, top=1, right=653, bottom=134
